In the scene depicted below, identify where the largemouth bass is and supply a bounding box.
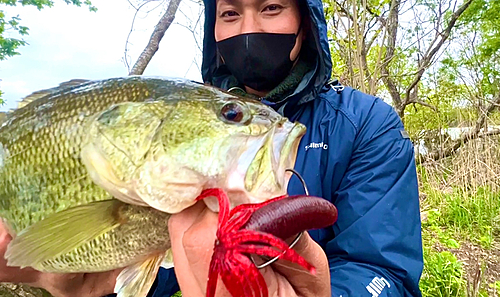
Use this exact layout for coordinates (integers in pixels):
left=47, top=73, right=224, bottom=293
left=0, top=77, right=306, bottom=296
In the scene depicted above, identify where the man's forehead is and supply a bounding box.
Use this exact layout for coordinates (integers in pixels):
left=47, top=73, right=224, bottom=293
left=215, top=0, right=238, bottom=6
left=216, top=0, right=293, bottom=6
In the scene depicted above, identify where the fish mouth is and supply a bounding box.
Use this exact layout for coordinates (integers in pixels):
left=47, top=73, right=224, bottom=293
left=271, top=121, right=307, bottom=190
left=242, top=120, right=306, bottom=202
left=201, top=120, right=306, bottom=213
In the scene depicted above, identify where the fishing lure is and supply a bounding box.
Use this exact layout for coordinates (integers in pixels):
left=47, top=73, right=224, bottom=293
left=197, top=188, right=338, bottom=297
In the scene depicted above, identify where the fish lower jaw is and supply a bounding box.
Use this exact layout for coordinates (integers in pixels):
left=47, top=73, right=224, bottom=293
left=202, top=189, right=271, bottom=213
left=202, top=170, right=285, bottom=213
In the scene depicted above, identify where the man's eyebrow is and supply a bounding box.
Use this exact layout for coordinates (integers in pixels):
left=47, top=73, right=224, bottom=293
left=217, top=0, right=237, bottom=6
left=217, top=0, right=266, bottom=7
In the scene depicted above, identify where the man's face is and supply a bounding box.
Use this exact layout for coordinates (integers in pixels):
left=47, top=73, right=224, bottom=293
left=214, top=0, right=304, bottom=62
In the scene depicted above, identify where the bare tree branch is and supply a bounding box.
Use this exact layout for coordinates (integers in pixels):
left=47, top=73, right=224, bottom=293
left=368, top=25, right=387, bottom=93
left=420, top=94, right=500, bottom=163
left=403, top=0, right=473, bottom=106
left=421, top=129, right=500, bottom=162
left=350, top=0, right=368, bottom=92
left=408, top=99, right=438, bottom=112
left=365, top=22, right=384, bottom=54
left=129, top=0, right=183, bottom=75
left=334, top=0, right=354, bottom=21
left=123, top=0, right=158, bottom=72
left=174, top=3, right=204, bottom=53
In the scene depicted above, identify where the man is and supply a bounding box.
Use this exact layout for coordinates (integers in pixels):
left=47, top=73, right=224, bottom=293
left=151, top=0, right=424, bottom=295
left=0, top=0, right=423, bottom=294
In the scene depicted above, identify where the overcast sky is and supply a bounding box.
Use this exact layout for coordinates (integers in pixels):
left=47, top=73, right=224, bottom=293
left=0, top=0, right=204, bottom=111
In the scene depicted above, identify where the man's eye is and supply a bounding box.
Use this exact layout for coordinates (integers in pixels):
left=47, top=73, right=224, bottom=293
left=263, top=4, right=283, bottom=12
left=221, top=10, right=239, bottom=18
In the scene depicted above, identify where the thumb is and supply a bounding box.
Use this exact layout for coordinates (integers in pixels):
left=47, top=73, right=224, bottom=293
left=169, top=203, right=231, bottom=297
left=0, top=222, right=40, bottom=284
left=182, top=207, right=217, bottom=287
left=180, top=207, right=233, bottom=297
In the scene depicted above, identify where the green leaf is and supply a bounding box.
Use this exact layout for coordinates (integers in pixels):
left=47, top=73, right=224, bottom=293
left=0, top=0, right=96, bottom=61
left=445, top=238, right=460, bottom=249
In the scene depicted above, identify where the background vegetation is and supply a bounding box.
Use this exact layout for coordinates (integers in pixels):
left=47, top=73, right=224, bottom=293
left=323, top=0, right=500, bottom=294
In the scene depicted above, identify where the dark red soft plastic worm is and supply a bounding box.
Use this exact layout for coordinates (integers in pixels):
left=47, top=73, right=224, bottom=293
left=196, top=189, right=338, bottom=297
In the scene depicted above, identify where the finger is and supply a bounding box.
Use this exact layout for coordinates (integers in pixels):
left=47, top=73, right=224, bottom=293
left=169, top=201, right=208, bottom=297
left=169, top=201, right=208, bottom=233
left=180, top=207, right=233, bottom=297
left=0, top=224, right=40, bottom=284
left=181, top=207, right=219, bottom=295
left=31, top=269, right=122, bottom=297
left=0, top=221, right=120, bottom=296
left=271, top=232, right=331, bottom=296
left=80, top=269, right=122, bottom=297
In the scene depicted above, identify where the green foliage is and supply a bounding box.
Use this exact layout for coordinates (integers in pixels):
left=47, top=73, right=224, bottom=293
left=323, top=0, right=392, bottom=92
left=324, top=0, right=500, bottom=126
left=403, top=65, right=474, bottom=151
left=0, top=0, right=97, bottom=102
left=0, top=11, right=28, bottom=61
left=420, top=171, right=500, bottom=248
left=417, top=134, right=500, bottom=295
left=461, top=0, right=500, bottom=57
left=0, top=0, right=96, bottom=62
left=0, top=0, right=97, bottom=11
left=488, top=281, right=500, bottom=295
left=420, top=248, right=465, bottom=297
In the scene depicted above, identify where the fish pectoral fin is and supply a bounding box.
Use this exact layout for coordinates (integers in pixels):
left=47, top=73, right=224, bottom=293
left=5, top=200, right=123, bottom=270
left=115, top=252, right=165, bottom=297
left=160, top=248, right=174, bottom=269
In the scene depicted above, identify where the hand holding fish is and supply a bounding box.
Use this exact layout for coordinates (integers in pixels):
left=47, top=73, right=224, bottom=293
left=0, top=221, right=119, bottom=297
left=169, top=200, right=333, bottom=297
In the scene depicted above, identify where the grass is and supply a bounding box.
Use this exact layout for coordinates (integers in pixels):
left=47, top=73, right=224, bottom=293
left=418, top=136, right=500, bottom=296
left=420, top=182, right=500, bottom=249
left=420, top=248, right=465, bottom=297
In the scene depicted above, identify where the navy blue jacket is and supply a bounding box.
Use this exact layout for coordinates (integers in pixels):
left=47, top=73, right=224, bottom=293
left=149, top=0, right=424, bottom=295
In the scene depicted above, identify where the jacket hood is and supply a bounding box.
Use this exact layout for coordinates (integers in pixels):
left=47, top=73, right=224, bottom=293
left=201, top=0, right=332, bottom=105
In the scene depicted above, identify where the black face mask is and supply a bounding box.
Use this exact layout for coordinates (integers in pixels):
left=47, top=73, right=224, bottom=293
left=216, top=32, right=298, bottom=92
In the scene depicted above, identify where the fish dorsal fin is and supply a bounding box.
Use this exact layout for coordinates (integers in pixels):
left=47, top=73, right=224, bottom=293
left=0, top=112, right=7, bottom=125
left=17, top=90, right=52, bottom=109
left=58, top=79, right=90, bottom=88
left=16, top=79, right=91, bottom=109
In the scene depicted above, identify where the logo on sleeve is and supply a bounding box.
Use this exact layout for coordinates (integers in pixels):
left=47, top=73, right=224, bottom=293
left=304, top=142, right=328, bottom=151
left=366, top=277, right=391, bottom=297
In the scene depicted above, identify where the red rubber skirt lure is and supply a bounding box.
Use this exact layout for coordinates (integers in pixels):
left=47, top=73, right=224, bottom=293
left=196, top=189, right=338, bottom=297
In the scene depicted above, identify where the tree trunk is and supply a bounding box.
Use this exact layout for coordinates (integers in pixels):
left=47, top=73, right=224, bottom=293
left=380, top=0, right=402, bottom=117
left=129, top=0, right=183, bottom=75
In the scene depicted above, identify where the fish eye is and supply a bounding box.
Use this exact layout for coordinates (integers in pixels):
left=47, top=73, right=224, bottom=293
left=221, top=102, right=245, bottom=123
